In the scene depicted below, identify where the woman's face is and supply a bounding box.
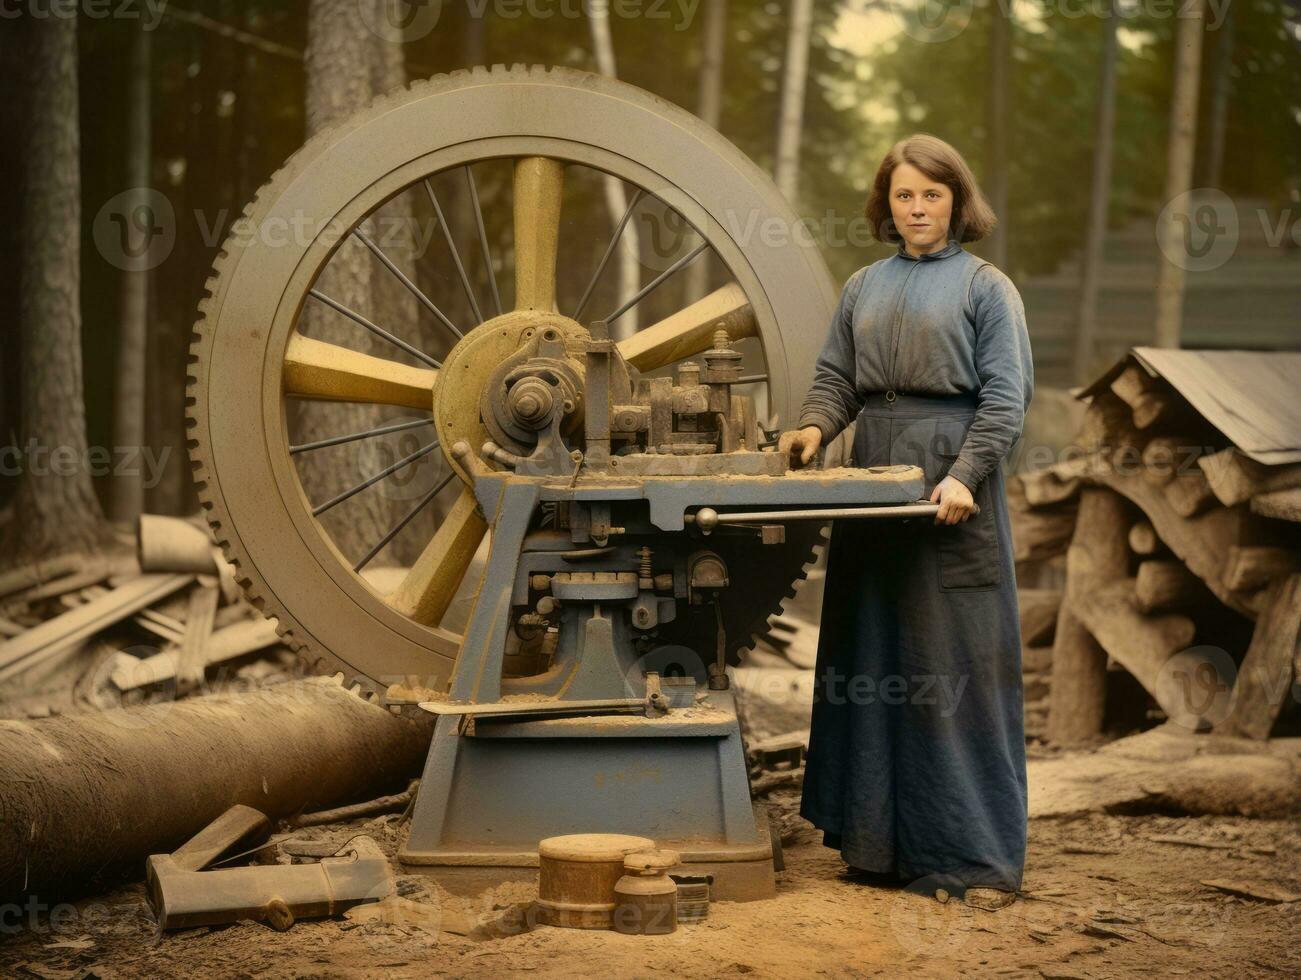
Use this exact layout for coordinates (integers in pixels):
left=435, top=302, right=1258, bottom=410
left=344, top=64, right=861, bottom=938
left=888, top=162, right=954, bottom=255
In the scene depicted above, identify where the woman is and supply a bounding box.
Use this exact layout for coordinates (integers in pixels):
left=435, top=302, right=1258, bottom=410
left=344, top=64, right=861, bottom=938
left=778, top=134, right=1033, bottom=911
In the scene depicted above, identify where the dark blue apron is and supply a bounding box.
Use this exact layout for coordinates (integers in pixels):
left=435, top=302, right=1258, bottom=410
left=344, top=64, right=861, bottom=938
left=799, top=392, right=1027, bottom=893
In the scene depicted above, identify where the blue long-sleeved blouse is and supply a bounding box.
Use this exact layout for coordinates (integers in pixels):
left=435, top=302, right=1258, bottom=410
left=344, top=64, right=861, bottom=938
left=797, top=238, right=1034, bottom=490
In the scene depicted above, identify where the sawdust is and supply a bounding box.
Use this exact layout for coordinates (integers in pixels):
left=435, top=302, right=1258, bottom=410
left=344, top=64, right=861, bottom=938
left=2, top=803, right=1297, bottom=979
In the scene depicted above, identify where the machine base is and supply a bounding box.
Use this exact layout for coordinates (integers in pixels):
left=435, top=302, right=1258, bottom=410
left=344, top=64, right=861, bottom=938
left=400, top=802, right=776, bottom=902
left=398, top=692, right=777, bottom=901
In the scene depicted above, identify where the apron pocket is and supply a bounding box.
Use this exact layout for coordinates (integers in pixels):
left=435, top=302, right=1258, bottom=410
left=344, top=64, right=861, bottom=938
left=935, top=453, right=1001, bottom=592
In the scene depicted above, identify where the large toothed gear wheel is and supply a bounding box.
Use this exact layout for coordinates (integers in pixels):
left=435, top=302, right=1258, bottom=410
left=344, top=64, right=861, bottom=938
left=188, top=66, right=838, bottom=702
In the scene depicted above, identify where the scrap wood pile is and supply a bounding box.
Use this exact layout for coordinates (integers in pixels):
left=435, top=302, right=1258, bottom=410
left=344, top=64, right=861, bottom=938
left=0, top=514, right=293, bottom=719
left=1009, top=348, right=1301, bottom=745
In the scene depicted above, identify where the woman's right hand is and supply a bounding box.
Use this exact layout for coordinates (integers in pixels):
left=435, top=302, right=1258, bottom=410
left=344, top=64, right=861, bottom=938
left=777, top=425, right=824, bottom=469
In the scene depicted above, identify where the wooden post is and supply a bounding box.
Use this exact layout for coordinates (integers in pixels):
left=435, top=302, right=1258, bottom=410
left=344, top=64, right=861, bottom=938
left=1048, top=489, right=1129, bottom=743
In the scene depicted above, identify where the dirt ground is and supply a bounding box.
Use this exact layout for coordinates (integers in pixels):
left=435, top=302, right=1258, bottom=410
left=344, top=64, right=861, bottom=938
left=2, top=792, right=1297, bottom=980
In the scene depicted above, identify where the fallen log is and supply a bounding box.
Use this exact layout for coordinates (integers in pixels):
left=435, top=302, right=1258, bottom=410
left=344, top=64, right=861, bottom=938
left=1222, top=546, right=1296, bottom=593
left=1199, top=448, right=1301, bottom=508
left=1010, top=504, right=1077, bottom=563
left=1028, top=725, right=1300, bottom=819
left=1095, top=463, right=1261, bottom=618
left=1135, top=559, right=1207, bottom=613
left=1251, top=488, right=1301, bottom=522
left=0, top=678, right=434, bottom=904
left=1127, top=521, right=1161, bottom=556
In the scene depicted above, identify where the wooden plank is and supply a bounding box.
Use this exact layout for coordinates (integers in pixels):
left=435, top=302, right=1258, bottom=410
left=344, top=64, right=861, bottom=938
left=111, top=617, right=281, bottom=691
left=1215, top=575, right=1301, bottom=740
left=0, top=574, right=194, bottom=681
left=175, top=582, right=220, bottom=688
left=17, top=566, right=113, bottom=603
left=0, top=554, right=80, bottom=599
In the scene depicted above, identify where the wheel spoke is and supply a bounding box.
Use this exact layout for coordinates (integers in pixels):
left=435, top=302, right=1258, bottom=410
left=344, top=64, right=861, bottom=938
left=605, top=241, right=707, bottom=325
left=353, top=468, right=456, bottom=572
left=284, top=334, right=437, bottom=409
left=573, top=187, right=645, bottom=324
left=424, top=179, right=483, bottom=325
left=465, top=165, right=503, bottom=318
left=290, top=417, right=433, bottom=455
left=352, top=230, right=463, bottom=341
left=311, top=439, right=441, bottom=517
left=615, top=283, right=757, bottom=371
left=385, top=486, right=488, bottom=626
left=309, top=289, right=442, bottom=367
left=512, top=157, right=565, bottom=312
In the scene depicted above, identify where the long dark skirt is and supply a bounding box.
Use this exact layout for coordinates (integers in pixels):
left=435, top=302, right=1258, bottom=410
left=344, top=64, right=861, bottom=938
left=799, top=392, right=1027, bottom=893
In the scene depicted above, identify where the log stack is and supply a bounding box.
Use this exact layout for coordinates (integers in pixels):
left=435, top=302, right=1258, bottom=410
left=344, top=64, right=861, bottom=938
left=1011, top=353, right=1301, bottom=745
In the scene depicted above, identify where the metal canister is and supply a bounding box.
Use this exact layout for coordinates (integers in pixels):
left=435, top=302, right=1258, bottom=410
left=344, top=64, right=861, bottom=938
left=536, top=834, right=655, bottom=929
left=612, top=849, right=680, bottom=936
left=671, top=873, right=713, bottom=923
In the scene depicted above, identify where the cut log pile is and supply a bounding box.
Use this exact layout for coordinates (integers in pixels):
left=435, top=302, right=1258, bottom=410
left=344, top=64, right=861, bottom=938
left=0, top=515, right=292, bottom=718
left=1010, top=362, right=1301, bottom=745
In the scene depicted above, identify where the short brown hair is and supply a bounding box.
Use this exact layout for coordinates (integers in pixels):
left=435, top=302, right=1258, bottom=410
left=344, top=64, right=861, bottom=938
left=864, top=134, right=997, bottom=245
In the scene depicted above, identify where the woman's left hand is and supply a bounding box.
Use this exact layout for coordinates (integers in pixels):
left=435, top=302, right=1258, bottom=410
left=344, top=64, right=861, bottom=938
left=930, top=475, right=975, bottom=525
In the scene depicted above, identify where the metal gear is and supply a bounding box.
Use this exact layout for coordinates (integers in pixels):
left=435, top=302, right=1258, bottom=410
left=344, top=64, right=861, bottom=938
left=187, top=65, right=837, bottom=702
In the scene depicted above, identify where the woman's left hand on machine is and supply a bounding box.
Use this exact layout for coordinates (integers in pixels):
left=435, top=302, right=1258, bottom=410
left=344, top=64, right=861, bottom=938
left=930, top=474, right=976, bottom=525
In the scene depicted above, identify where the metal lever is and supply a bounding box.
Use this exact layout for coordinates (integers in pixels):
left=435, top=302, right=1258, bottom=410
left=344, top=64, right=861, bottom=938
left=687, top=501, right=979, bottom=534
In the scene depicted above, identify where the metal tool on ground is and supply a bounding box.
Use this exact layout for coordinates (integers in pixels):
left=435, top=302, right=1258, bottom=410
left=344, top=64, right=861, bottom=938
left=613, top=849, right=681, bottom=935
left=536, top=834, right=655, bottom=929
left=147, top=806, right=393, bottom=932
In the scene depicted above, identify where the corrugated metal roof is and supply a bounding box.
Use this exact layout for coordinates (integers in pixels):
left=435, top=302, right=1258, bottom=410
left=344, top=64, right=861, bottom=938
left=1079, top=347, right=1301, bottom=465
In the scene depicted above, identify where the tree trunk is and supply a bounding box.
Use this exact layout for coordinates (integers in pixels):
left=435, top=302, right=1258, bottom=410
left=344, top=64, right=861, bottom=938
left=1153, top=0, right=1208, bottom=349
left=686, top=0, right=727, bottom=305
left=1072, top=1, right=1118, bottom=386
left=110, top=26, right=153, bottom=529
left=297, top=0, right=401, bottom=564
left=985, top=1, right=1012, bottom=268
left=0, top=679, right=433, bottom=905
left=6, top=16, right=107, bottom=564
left=587, top=0, right=641, bottom=340
left=1199, top=1, right=1235, bottom=189
left=775, top=0, right=814, bottom=205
